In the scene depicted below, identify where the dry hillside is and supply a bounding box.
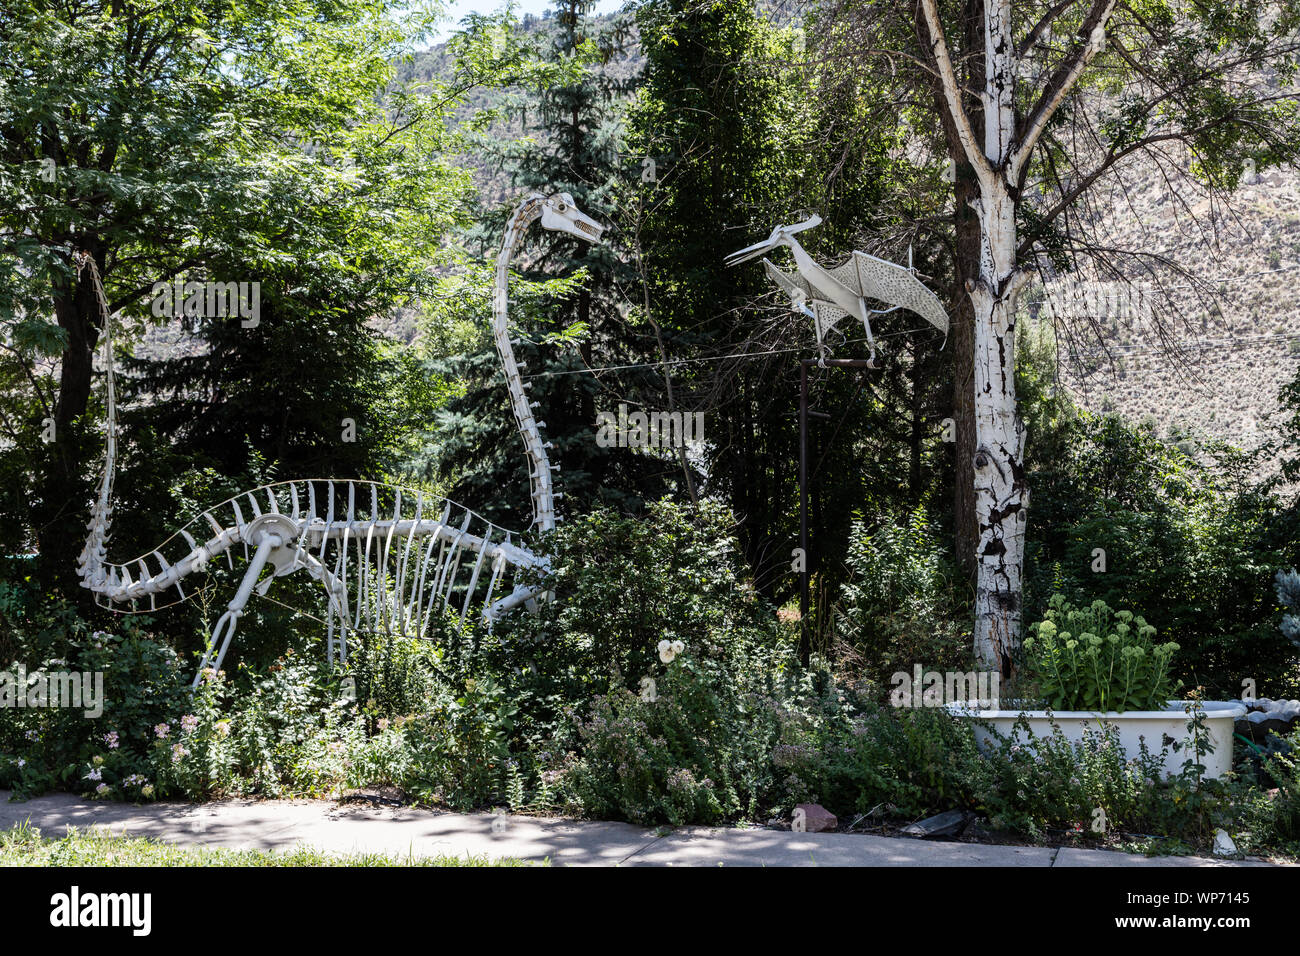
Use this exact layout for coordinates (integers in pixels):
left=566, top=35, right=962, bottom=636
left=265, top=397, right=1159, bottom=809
left=1024, top=160, right=1300, bottom=464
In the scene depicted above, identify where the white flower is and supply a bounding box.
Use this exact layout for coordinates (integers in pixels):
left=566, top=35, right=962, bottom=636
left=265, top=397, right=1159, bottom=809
left=657, top=640, right=675, bottom=664
left=671, top=640, right=685, bottom=655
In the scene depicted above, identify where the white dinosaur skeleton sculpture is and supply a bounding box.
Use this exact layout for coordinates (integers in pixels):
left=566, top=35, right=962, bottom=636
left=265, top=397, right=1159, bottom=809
left=75, top=192, right=604, bottom=686
left=726, top=215, right=949, bottom=364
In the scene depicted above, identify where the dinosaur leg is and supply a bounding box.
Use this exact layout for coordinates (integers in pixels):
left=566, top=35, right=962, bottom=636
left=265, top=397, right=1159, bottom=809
left=192, top=533, right=278, bottom=689
left=487, top=583, right=543, bottom=620
left=193, top=610, right=239, bottom=690
left=857, top=301, right=878, bottom=367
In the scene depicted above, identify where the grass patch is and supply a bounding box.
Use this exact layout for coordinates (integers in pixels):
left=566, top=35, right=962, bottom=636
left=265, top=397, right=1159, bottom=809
left=0, top=821, right=538, bottom=867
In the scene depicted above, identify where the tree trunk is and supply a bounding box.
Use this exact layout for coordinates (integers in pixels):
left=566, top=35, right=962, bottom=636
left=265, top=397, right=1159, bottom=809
left=952, top=170, right=981, bottom=583
left=918, top=0, right=1118, bottom=671
left=969, top=189, right=1027, bottom=677
left=970, top=0, right=1028, bottom=675
left=35, top=253, right=102, bottom=595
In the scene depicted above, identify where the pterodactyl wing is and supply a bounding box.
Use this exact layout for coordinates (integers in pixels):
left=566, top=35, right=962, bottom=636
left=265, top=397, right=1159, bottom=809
left=848, top=252, right=949, bottom=339
left=763, top=258, right=845, bottom=344
left=762, top=257, right=812, bottom=301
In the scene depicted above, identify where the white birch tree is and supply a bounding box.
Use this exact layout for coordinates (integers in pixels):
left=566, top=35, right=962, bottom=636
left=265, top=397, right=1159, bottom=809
left=917, top=0, right=1120, bottom=670
left=812, top=0, right=1300, bottom=672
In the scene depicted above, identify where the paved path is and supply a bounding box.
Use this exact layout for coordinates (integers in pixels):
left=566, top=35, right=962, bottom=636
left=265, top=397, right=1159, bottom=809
left=0, top=791, right=1283, bottom=866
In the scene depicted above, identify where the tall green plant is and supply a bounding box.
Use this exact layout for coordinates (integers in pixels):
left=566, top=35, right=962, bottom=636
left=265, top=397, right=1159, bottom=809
left=1021, top=596, right=1181, bottom=712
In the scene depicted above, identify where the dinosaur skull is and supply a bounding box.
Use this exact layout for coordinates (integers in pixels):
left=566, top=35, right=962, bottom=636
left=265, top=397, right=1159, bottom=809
left=540, top=192, right=604, bottom=243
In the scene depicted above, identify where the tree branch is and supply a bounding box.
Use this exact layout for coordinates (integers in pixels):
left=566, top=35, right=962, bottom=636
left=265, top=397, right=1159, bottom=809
left=917, top=0, right=995, bottom=186
left=1016, top=0, right=1077, bottom=60
left=1012, top=0, right=1117, bottom=177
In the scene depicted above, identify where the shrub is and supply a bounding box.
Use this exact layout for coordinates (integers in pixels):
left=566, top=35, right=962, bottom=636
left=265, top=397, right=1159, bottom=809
left=1234, top=728, right=1300, bottom=854
left=775, top=704, right=988, bottom=820
left=485, top=499, right=797, bottom=747
left=0, top=620, right=190, bottom=800
left=561, top=636, right=797, bottom=826
left=976, top=718, right=1223, bottom=844
left=833, top=508, right=971, bottom=693
left=398, top=675, right=517, bottom=810
left=1023, top=408, right=1297, bottom=697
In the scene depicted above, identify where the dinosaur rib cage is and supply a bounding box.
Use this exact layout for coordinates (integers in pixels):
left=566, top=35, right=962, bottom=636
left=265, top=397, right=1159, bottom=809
left=85, top=479, right=543, bottom=639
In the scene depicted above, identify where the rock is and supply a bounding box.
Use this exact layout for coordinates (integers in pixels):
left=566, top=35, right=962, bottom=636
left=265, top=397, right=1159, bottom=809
left=1212, top=829, right=1238, bottom=857
left=902, top=810, right=972, bottom=838
left=792, top=803, right=837, bottom=833
left=338, top=785, right=407, bottom=806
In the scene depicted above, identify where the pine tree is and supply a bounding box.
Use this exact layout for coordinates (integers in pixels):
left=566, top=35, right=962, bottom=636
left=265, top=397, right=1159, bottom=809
left=419, top=2, right=675, bottom=529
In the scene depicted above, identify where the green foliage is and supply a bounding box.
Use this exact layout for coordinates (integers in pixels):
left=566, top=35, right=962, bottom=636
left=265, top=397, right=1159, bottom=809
left=1021, top=378, right=1299, bottom=696
left=398, top=675, right=519, bottom=810
left=834, top=508, right=971, bottom=691
left=485, top=500, right=795, bottom=735
left=0, top=0, right=496, bottom=588
left=773, top=697, right=1234, bottom=848
left=1021, top=595, right=1182, bottom=713
left=977, top=720, right=1224, bottom=845
left=775, top=701, right=987, bottom=819
left=626, top=0, right=951, bottom=610
left=560, top=625, right=798, bottom=825
left=1234, top=729, right=1300, bottom=852
left=0, top=616, right=190, bottom=800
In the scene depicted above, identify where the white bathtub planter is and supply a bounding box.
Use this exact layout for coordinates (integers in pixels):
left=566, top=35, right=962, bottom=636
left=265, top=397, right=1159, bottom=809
left=944, top=699, right=1247, bottom=780
left=951, top=595, right=1247, bottom=780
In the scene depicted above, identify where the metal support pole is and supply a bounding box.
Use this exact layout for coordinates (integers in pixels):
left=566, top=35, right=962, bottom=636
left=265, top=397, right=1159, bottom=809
left=799, top=361, right=809, bottom=666
left=798, top=358, right=877, bottom=667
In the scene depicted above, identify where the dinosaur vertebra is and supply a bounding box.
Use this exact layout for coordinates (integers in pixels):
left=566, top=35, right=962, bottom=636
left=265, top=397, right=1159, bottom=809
left=75, top=193, right=603, bottom=686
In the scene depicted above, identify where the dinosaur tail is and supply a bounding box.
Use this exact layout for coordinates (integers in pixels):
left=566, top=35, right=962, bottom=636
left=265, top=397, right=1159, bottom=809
left=74, top=253, right=117, bottom=593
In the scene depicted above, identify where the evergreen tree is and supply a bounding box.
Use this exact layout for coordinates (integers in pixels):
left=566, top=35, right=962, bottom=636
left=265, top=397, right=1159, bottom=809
left=416, top=2, right=673, bottom=529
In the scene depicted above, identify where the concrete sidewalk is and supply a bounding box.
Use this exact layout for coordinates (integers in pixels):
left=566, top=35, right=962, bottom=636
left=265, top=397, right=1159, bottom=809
left=0, top=790, right=1282, bottom=866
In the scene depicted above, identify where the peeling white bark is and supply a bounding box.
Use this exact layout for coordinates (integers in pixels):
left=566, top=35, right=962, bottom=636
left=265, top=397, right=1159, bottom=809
left=919, top=0, right=1118, bottom=671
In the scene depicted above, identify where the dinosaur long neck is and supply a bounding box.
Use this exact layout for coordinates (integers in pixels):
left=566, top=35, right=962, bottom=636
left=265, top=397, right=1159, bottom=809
left=494, top=194, right=556, bottom=532
left=76, top=255, right=116, bottom=590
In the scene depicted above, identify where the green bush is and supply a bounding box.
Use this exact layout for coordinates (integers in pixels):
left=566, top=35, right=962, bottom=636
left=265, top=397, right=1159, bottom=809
left=977, top=719, right=1223, bottom=844
left=1234, top=728, right=1300, bottom=853
left=833, top=508, right=972, bottom=693
left=0, top=618, right=190, bottom=799
left=484, top=499, right=798, bottom=746
left=1023, top=409, right=1298, bottom=698
left=397, top=675, right=518, bottom=810
left=774, top=703, right=987, bottom=819
left=1020, top=595, right=1181, bottom=712
left=560, top=637, right=794, bottom=825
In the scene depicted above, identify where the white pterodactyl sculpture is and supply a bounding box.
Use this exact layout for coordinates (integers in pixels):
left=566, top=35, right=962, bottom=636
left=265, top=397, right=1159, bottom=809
left=725, top=215, right=949, bottom=364
left=75, top=192, right=603, bottom=686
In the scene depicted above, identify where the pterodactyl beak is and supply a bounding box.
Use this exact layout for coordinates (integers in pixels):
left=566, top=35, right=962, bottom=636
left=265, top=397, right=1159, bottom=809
left=725, top=227, right=782, bottom=267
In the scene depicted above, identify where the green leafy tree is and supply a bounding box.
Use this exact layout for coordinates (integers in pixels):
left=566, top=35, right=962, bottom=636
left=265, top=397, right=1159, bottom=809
left=0, top=0, right=491, bottom=591
left=413, top=3, right=675, bottom=527
left=815, top=0, right=1300, bottom=669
